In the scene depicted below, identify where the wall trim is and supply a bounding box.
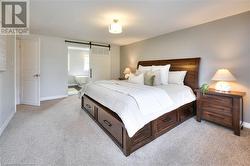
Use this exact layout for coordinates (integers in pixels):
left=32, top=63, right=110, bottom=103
left=40, top=95, right=67, bottom=101
left=243, top=122, right=250, bottom=129
left=0, top=111, right=15, bottom=136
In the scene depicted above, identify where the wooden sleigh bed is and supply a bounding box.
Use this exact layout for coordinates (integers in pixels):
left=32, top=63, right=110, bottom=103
left=81, top=57, right=200, bottom=156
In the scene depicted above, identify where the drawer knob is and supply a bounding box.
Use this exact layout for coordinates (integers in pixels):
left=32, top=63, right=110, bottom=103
left=103, top=120, right=112, bottom=127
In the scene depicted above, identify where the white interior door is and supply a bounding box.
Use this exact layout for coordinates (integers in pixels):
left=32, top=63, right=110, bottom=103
left=20, top=38, right=40, bottom=106
left=90, top=46, right=111, bottom=81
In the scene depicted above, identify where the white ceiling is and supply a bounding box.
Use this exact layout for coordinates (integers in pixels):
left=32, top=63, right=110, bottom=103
left=30, top=0, right=250, bottom=46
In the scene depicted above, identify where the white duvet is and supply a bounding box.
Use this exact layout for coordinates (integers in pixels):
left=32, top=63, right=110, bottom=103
left=95, top=80, right=174, bottom=115
left=81, top=80, right=196, bottom=137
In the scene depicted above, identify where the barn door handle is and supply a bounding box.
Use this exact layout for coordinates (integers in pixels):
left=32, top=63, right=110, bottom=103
left=103, top=120, right=112, bottom=127
left=90, top=69, right=92, bottom=78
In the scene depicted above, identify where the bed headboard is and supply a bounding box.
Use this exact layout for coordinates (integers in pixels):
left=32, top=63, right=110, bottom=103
left=137, top=58, right=200, bottom=90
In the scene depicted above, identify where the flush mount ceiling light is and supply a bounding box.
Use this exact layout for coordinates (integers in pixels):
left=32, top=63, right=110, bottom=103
left=109, top=19, right=122, bottom=34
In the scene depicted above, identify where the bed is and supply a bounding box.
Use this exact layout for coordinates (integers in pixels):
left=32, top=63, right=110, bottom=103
left=81, top=57, right=200, bottom=156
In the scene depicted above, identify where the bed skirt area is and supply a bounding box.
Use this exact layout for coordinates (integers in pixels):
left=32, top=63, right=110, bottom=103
left=81, top=94, right=195, bottom=156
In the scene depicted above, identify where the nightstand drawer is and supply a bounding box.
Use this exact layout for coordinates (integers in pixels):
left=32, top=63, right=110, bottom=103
left=201, top=102, right=232, bottom=117
left=201, top=94, right=232, bottom=108
left=202, top=111, right=232, bottom=128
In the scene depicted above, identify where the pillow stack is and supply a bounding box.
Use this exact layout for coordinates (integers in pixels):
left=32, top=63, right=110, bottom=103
left=128, top=64, right=187, bottom=86
left=152, top=65, right=170, bottom=85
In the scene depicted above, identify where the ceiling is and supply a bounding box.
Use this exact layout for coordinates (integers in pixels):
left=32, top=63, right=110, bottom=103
left=30, top=0, right=250, bottom=46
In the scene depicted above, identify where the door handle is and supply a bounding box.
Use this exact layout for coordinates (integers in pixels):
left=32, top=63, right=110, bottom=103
left=33, top=74, right=40, bottom=77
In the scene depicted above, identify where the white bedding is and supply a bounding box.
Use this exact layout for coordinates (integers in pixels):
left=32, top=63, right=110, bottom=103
left=95, top=80, right=173, bottom=115
left=81, top=80, right=196, bottom=137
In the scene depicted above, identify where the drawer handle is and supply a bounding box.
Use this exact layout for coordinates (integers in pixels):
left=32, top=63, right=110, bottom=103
left=103, top=120, right=112, bottom=127
left=85, top=104, right=91, bottom=109
left=162, top=116, right=172, bottom=123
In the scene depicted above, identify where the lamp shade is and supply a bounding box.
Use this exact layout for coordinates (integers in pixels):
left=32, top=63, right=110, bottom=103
left=123, top=67, right=131, bottom=74
left=212, top=69, right=236, bottom=81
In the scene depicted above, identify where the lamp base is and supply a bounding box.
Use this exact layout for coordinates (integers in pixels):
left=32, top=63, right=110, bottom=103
left=215, top=81, right=231, bottom=92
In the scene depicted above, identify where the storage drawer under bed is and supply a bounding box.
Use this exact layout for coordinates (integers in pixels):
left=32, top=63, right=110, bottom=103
left=98, top=107, right=123, bottom=145
left=83, top=96, right=95, bottom=117
left=155, top=110, right=178, bottom=136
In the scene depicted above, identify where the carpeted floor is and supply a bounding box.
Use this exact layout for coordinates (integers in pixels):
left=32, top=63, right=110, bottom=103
left=0, top=96, right=250, bottom=166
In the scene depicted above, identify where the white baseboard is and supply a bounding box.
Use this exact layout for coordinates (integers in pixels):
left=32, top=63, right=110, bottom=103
left=243, top=122, right=250, bottom=129
left=40, top=95, right=68, bottom=101
left=0, top=111, right=15, bottom=136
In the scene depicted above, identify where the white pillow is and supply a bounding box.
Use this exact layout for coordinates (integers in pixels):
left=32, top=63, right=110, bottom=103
left=128, top=73, right=144, bottom=85
left=135, top=69, right=141, bottom=75
left=168, top=71, right=187, bottom=85
left=152, top=64, right=171, bottom=85
left=138, top=65, right=152, bottom=73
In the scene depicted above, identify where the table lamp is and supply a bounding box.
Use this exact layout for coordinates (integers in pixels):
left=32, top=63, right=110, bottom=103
left=123, top=67, right=131, bottom=79
left=212, top=69, right=236, bottom=92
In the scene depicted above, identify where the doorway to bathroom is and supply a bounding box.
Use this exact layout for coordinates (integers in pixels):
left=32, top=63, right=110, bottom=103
left=67, top=46, right=90, bottom=95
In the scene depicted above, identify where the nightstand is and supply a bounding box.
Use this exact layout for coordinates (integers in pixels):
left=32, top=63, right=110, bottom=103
left=196, top=89, right=246, bottom=136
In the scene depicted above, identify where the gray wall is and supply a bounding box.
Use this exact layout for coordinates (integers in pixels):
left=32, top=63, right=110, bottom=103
left=120, top=11, right=250, bottom=123
left=0, top=36, right=15, bottom=135
left=111, top=44, right=121, bottom=79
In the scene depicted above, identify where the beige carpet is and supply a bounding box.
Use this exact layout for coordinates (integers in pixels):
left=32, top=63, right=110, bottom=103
left=0, top=96, right=250, bottom=166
